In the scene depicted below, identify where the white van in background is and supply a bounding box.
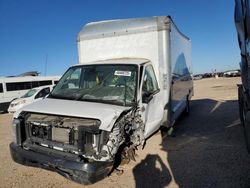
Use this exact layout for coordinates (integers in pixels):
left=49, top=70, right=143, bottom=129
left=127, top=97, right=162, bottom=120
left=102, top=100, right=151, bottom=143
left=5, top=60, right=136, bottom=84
left=0, top=76, right=60, bottom=112
left=8, top=85, right=54, bottom=113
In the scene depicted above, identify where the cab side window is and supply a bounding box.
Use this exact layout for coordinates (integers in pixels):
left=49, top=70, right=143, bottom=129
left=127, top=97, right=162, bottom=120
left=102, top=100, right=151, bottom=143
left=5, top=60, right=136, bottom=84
left=35, top=87, right=50, bottom=99
left=142, top=65, right=159, bottom=93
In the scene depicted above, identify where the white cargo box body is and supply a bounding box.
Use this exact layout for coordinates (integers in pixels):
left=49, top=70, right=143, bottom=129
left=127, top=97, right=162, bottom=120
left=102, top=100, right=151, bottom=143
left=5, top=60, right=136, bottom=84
left=77, top=16, right=192, bottom=131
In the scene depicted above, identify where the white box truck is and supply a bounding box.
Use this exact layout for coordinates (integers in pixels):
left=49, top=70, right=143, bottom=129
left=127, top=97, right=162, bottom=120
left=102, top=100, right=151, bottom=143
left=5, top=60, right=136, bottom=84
left=10, top=16, right=193, bottom=184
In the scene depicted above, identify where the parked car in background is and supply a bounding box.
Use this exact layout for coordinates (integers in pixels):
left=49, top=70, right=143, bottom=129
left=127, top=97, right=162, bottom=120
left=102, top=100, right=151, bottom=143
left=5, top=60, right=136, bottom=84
left=202, top=73, right=213, bottom=78
left=223, top=70, right=241, bottom=77
left=193, top=74, right=203, bottom=80
left=8, top=85, right=53, bottom=113
left=217, top=72, right=225, bottom=77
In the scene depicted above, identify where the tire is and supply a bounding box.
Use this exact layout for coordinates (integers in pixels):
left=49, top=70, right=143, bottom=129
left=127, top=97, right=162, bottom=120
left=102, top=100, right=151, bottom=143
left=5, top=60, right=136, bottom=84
left=244, top=111, right=250, bottom=153
left=238, top=86, right=244, bottom=126
left=238, top=86, right=250, bottom=153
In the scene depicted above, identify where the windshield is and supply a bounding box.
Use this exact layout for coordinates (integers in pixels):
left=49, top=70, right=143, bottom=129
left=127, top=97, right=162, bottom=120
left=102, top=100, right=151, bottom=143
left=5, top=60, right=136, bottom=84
left=21, top=89, right=38, bottom=98
left=49, top=64, right=138, bottom=106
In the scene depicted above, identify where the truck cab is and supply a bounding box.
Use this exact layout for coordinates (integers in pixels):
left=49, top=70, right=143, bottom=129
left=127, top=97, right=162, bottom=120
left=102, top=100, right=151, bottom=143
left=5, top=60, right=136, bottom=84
left=10, top=58, right=165, bottom=184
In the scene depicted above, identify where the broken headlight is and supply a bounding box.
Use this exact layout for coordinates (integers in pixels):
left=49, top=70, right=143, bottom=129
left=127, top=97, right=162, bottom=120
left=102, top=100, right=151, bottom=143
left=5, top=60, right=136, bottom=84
left=12, top=119, right=21, bottom=145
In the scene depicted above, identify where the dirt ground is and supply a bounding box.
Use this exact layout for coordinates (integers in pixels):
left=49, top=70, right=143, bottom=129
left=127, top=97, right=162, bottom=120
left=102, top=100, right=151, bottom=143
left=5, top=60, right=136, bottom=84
left=1, top=77, right=250, bottom=188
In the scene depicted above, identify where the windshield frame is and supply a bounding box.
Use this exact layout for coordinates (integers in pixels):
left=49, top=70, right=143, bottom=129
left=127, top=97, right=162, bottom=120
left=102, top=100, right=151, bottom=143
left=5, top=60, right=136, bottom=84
left=48, top=63, right=139, bottom=107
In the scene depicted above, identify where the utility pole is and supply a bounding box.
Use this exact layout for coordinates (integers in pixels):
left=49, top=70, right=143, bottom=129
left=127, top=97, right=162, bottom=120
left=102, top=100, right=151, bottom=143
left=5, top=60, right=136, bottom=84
left=45, top=54, right=48, bottom=76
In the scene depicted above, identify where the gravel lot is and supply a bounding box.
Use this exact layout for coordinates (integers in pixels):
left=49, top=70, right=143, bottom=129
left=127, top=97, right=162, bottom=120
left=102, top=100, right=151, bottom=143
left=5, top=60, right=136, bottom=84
left=1, top=77, right=250, bottom=188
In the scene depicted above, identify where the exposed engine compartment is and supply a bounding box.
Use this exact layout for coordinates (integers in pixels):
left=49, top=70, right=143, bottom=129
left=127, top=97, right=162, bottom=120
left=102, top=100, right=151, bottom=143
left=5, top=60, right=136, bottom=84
left=20, top=108, right=145, bottom=162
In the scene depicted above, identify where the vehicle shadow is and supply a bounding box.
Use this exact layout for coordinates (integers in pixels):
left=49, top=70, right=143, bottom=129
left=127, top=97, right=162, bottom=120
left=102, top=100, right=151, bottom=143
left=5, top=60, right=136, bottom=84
left=133, top=154, right=171, bottom=188
left=133, top=99, right=250, bottom=187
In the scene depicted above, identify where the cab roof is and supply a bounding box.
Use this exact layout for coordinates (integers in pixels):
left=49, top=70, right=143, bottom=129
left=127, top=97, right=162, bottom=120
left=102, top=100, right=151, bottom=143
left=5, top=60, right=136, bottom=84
left=72, top=58, right=150, bottom=67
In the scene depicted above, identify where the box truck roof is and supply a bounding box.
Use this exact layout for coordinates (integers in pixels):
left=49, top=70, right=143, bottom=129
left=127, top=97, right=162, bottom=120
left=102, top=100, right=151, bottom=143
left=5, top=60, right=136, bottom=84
left=78, top=16, right=189, bottom=41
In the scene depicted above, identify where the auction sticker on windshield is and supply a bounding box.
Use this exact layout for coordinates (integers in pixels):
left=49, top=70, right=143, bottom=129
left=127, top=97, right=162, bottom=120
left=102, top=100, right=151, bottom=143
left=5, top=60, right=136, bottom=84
left=114, top=71, right=131, bottom=77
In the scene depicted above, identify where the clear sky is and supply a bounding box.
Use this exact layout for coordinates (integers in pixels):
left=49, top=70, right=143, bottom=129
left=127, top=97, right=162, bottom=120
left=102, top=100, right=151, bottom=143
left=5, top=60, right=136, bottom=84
left=0, top=0, right=240, bottom=76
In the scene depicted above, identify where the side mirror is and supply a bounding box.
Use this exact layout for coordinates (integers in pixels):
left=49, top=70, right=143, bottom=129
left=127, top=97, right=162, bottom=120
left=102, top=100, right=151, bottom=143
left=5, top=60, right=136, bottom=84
left=142, top=92, right=153, bottom=104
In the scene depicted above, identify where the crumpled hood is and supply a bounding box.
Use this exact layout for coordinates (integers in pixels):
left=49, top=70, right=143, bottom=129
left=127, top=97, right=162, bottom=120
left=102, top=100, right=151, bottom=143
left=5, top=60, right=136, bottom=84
left=14, top=98, right=130, bottom=131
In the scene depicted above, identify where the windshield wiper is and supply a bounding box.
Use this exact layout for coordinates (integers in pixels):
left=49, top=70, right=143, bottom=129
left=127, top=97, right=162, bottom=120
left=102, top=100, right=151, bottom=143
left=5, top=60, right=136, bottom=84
left=48, top=93, right=75, bottom=100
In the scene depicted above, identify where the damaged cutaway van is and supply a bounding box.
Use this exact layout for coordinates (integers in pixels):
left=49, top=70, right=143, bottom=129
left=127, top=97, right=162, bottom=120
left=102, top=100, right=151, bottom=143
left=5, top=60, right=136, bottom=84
left=10, top=16, right=193, bottom=184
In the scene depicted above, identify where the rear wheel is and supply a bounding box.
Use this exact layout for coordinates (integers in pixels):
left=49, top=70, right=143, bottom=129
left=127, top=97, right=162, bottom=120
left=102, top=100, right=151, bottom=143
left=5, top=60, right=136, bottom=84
left=238, top=86, right=250, bottom=152
left=244, top=111, right=250, bottom=153
left=238, top=86, right=244, bottom=126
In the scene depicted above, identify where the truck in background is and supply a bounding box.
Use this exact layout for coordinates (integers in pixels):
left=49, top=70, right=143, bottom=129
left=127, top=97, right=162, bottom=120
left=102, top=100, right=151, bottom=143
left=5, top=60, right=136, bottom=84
left=9, top=16, right=193, bottom=184
left=235, top=0, right=250, bottom=152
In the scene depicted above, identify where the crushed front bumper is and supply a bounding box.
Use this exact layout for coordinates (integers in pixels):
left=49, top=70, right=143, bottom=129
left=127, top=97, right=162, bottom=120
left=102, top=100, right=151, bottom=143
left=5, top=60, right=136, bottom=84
left=9, top=143, right=113, bottom=184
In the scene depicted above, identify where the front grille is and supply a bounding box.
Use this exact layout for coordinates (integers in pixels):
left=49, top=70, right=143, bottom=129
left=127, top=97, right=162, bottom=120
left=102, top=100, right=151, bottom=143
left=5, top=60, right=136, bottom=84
left=30, top=124, right=75, bottom=145
left=31, top=124, right=51, bottom=140
left=52, top=127, right=74, bottom=144
left=24, top=113, right=106, bottom=156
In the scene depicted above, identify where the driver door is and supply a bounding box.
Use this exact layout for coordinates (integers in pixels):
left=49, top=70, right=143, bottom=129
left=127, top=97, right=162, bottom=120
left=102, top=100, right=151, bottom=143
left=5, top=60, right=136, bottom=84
left=141, top=64, right=164, bottom=138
